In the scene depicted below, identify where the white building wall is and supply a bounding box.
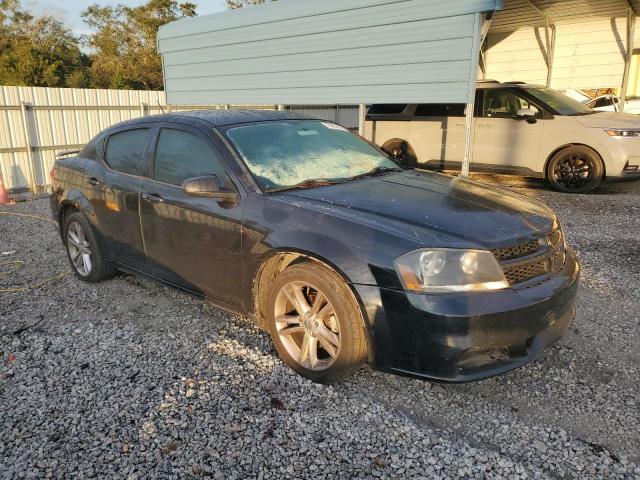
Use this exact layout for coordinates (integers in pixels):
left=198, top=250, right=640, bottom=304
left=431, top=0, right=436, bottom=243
left=484, top=28, right=549, bottom=85
left=552, top=18, right=628, bottom=89
left=484, top=18, right=630, bottom=89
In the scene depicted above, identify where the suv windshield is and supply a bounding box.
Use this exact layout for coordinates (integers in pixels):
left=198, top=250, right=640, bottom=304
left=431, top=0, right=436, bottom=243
left=225, top=120, right=399, bottom=191
left=524, top=87, right=594, bottom=116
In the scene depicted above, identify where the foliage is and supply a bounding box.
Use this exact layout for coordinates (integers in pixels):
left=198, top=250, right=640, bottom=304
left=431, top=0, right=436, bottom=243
left=0, top=0, right=89, bottom=87
left=82, top=0, right=196, bottom=90
left=0, top=0, right=195, bottom=90
left=226, top=0, right=279, bottom=9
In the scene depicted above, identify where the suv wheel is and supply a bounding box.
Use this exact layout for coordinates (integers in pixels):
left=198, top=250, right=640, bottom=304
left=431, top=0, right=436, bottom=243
left=266, top=263, right=368, bottom=384
left=64, top=212, right=117, bottom=282
left=381, top=139, right=417, bottom=169
left=547, top=146, right=604, bottom=194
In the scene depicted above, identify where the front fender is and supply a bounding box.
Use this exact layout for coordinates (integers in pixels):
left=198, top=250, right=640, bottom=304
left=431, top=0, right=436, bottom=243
left=255, top=229, right=379, bottom=287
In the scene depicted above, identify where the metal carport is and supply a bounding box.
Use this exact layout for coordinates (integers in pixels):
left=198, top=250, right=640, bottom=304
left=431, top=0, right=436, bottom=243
left=484, top=0, right=640, bottom=110
left=158, top=0, right=503, bottom=178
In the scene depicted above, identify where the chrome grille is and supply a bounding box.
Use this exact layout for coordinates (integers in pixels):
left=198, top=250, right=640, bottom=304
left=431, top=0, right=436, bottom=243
left=493, top=228, right=566, bottom=287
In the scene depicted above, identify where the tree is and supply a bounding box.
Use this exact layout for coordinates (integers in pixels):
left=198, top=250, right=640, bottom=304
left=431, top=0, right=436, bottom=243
left=0, top=0, right=88, bottom=87
left=82, top=0, right=196, bottom=90
left=227, top=0, right=279, bottom=9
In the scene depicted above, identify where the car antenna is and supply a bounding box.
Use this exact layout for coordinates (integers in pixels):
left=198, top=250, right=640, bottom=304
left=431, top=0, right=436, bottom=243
left=157, top=100, right=165, bottom=114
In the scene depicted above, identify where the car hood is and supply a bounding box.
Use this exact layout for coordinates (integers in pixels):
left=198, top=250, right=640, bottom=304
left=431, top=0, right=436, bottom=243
left=277, top=170, right=555, bottom=249
left=574, top=111, right=640, bottom=128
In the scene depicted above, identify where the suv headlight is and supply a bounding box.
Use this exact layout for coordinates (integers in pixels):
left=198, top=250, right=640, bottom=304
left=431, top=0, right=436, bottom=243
left=605, top=129, right=640, bottom=138
left=394, top=249, right=509, bottom=293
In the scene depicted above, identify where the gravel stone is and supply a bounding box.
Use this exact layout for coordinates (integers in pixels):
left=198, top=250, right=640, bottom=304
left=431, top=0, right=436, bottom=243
left=1, top=179, right=639, bottom=479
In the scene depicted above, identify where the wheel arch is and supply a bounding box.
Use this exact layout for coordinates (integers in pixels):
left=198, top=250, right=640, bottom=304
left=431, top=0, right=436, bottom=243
left=252, top=248, right=374, bottom=358
left=543, top=143, right=607, bottom=180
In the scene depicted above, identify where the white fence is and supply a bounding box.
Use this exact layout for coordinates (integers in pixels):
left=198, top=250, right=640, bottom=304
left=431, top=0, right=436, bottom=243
left=0, top=86, right=358, bottom=194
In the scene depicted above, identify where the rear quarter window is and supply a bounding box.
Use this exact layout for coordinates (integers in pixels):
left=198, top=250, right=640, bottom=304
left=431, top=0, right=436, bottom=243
left=105, top=129, right=150, bottom=176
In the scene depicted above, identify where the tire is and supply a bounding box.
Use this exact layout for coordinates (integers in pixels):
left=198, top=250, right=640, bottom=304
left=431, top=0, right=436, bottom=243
left=63, top=211, right=117, bottom=283
left=266, top=262, right=369, bottom=384
left=381, top=139, right=418, bottom=169
left=547, top=146, right=604, bottom=194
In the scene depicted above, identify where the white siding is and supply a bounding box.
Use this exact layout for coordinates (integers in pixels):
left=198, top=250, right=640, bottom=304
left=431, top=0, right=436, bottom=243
left=552, top=19, right=628, bottom=89
left=158, top=0, right=501, bottom=105
left=484, top=29, right=550, bottom=84
left=485, top=17, right=630, bottom=89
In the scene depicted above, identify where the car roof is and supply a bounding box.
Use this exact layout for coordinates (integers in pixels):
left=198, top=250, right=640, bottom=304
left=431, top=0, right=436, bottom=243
left=477, top=80, right=547, bottom=89
left=105, top=109, right=316, bottom=132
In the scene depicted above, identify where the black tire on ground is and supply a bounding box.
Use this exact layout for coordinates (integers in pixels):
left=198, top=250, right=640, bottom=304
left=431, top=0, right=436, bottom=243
left=63, top=211, right=117, bottom=283
left=547, top=145, right=604, bottom=194
left=381, top=139, right=418, bottom=169
left=266, top=262, right=369, bottom=384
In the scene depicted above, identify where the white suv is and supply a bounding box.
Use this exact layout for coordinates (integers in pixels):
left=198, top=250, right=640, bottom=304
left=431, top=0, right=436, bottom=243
left=365, top=81, right=640, bottom=193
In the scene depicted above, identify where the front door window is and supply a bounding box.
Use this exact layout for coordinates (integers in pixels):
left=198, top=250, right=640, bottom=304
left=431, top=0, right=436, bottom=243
left=481, top=89, right=540, bottom=119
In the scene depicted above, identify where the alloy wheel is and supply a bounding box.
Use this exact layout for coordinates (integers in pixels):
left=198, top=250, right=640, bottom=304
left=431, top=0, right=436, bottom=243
left=552, top=153, right=593, bottom=190
left=274, top=281, right=341, bottom=371
left=67, top=221, right=92, bottom=277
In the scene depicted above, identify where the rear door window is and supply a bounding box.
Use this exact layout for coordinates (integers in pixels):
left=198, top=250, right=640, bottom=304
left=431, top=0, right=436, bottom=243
left=105, top=129, right=150, bottom=176
left=153, top=128, right=227, bottom=186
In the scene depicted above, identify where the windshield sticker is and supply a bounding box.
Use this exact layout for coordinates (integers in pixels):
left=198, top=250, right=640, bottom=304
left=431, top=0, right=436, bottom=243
left=322, top=122, right=348, bottom=131
left=297, top=129, right=319, bottom=136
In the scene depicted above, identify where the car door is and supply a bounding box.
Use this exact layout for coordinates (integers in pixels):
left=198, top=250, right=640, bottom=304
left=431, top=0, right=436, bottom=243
left=83, top=126, right=152, bottom=268
left=139, top=123, right=244, bottom=307
left=472, top=88, right=546, bottom=175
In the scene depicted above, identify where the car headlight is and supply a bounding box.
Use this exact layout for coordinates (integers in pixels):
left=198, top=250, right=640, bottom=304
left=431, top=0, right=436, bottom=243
left=605, top=129, right=640, bottom=138
left=394, top=249, right=509, bottom=293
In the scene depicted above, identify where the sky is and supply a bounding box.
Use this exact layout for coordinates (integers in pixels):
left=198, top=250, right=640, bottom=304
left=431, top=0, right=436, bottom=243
left=24, top=0, right=229, bottom=35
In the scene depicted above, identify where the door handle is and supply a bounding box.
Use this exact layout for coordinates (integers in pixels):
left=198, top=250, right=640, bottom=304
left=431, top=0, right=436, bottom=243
left=87, top=177, right=100, bottom=186
left=142, top=192, right=165, bottom=204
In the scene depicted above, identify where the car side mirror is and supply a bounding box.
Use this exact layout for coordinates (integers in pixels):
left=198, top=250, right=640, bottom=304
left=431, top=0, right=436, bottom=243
left=516, top=108, right=538, bottom=124
left=182, top=175, right=239, bottom=203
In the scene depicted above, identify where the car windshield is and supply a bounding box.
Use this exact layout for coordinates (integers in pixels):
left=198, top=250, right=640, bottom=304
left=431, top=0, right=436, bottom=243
left=225, top=120, right=400, bottom=191
left=524, top=87, right=595, bottom=116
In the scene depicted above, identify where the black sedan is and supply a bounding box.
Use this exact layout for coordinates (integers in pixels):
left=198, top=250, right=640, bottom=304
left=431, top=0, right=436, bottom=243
left=50, top=111, right=579, bottom=383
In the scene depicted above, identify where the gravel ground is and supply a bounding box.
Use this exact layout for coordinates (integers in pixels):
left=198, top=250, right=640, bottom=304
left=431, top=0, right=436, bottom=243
left=1, top=179, right=639, bottom=479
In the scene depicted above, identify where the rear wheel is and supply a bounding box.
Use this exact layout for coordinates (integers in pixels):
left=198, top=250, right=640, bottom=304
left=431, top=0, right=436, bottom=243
left=64, top=212, right=116, bottom=283
left=381, top=139, right=417, bottom=169
left=266, top=263, right=368, bottom=384
left=547, top=146, right=604, bottom=194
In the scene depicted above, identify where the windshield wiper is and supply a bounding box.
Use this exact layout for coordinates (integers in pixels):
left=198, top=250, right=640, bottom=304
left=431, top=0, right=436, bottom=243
left=348, top=166, right=403, bottom=180
left=267, top=178, right=345, bottom=193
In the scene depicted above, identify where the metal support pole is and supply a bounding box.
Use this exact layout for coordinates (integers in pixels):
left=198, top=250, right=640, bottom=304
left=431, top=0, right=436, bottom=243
left=277, top=104, right=286, bottom=111
left=544, top=20, right=557, bottom=87
left=620, top=8, right=637, bottom=113
left=358, top=104, right=366, bottom=137
left=461, top=13, right=486, bottom=179
left=140, top=102, right=149, bottom=117
left=19, top=101, right=38, bottom=196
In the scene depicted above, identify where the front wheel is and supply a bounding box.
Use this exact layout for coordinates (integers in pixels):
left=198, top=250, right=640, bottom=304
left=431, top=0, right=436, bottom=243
left=547, top=146, right=604, bottom=194
left=266, top=263, right=369, bottom=384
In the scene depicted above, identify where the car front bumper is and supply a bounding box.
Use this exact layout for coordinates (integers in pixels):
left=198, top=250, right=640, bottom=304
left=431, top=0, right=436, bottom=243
left=355, top=249, right=579, bottom=382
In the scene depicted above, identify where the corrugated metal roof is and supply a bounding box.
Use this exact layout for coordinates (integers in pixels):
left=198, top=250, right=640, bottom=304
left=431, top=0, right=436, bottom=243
left=158, top=0, right=502, bottom=105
